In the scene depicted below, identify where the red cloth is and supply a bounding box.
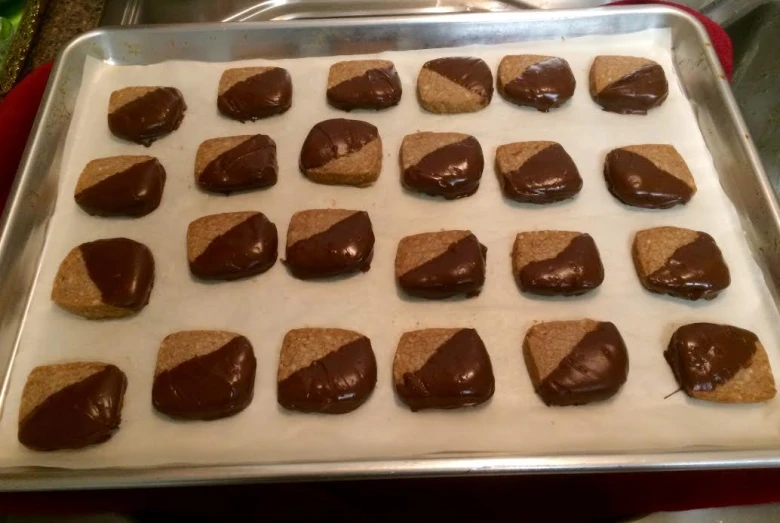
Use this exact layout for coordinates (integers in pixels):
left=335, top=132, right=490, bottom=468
left=608, top=0, right=733, bottom=80
left=0, top=61, right=53, bottom=217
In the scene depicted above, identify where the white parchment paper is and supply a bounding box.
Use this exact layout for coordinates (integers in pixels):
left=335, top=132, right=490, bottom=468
left=2, top=29, right=780, bottom=470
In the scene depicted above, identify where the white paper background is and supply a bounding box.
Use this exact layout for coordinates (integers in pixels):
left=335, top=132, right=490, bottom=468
left=2, top=29, right=780, bottom=470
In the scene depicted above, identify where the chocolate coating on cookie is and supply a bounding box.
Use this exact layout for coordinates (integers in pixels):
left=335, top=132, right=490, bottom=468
left=496, top=142, right=582, bottom=204
left=108, top=87, right=186, bottom=146
left=396, top=231, right=487, bottom=299
left=188, top=212, right=278, bottom=281
left=277, top=329, right=377, bottom=414
left=498, top=56, right=576, bottom=112
left=417, top=57, right=493, bottom=113
left=75, top=156, right=166, bottom=217
left=424, top=57, right=493, bottom=99
left=153, top=332, right=256, bottom=420
left=81, top=238, right=155, bottom=309
left=218, top=67, right=292, bottom=122
left=197, top=135, right=278, bottom=194
left=401, top=133, right=484, bottom=199
left=394, top=328, right=494, bottom=411
left=589, top=56, right=668, bottom=115
left=285, top=209, right=374, bottom=279
left=605, top=145, right=695, bottom=209
left=327, top=60, right=402, bottom=111
left=299, top=118, right=379, bottom=170
left=18, top=363, right=127, bottom=451
left=524, top=320, right=628, bottom=406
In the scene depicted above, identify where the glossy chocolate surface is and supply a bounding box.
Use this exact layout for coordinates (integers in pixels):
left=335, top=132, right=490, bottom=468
left=198, top=135, right=278, bottom=194
left=403, top=136, right=484, bottom=199
left=327, top=66, right=402, bottom=111
left=593, top=64, right=668, bottom=115
left=76, top=159, right=166, bottom=217
left=423, top=57, right=493, bottom=100
left=80, top=238, right=155, bottom=311
left=605, top=149, right=694, bottom=208
left=218, top=68, right=292, bottom=122
left=299, top=119, right=378, bottom=170
left=500, top=143, right=582, bottom=204
left=108, top=87, right=186, bottom=146
left=518, top=234, right=604, bottom=296
left=502, top=57, right=576, bottom=112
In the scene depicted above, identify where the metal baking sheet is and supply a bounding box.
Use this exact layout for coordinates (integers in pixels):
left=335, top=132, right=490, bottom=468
left=2, top=7, right=780, bottom=490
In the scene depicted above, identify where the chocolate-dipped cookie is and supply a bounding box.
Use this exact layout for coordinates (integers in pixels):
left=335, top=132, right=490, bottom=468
left=497, top=55, right=576, bottom=112
left=187, top=211, right=278, bottom=281
left=327, top=60, right=402, bottom=111
left=285, top=209, right=374, bottom=279
left=394, top=328, right=494, bottom=411
left=417, top=57, right=493, bottom=114
left=523, top=320, right=628, bottom=406
left=195, top=134, right=277, bottom=194
left=74, top=155, right=165, bottom=217
left=512, top=231, right=603, bottom=296
left=632, top=227, right=730, bottom=300
left=395, top=230, right=487, bottom=299
left=18, top=362, right=127, bottom=451
left=400, top=132, right=484, bottom=199
left=277, top=328, right=377, bottom=414
left=604, top=144, right=696, bottom=209
left=217, top=67, right=292, bottom=122
left=107, top=86, right=186, bottom=146
left=153, top=331, right=256, bottom=420
left=666, top=323, right=776, bottom=403
left=299, top=118, right=382, bottom=186
left=495, top=141, right=582, bottom=204
left=51, top=238, right=155, bottom=319
left=589, top=56, right=668, bottom=115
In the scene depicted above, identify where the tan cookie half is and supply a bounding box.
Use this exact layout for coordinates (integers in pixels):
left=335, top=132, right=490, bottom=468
left=108, top=86, right=159, bottom=113
left=278, top=328, right=365, bottom=382
left=395, top=230, right=472, bottom=276
left=328, top=60, right=394, bottom=88
left=305, top=137, right=382, bottom=186
left=400, top=132, right=470, bottom=170
left=523, top=320, right=599, bottom=387
left=187, top=212, right=258, bottom=261
left=512, top=231, right=581, bottom=274
left=74, top=156, right=155, bottom=194
left=632, top=226, right=700, bottom=278
left=417, top=68, right=486, bottom=114
left=495, top=141, right=557, bottom=174
left=155, top=330, right=241, bottom=376
left=194, top=136, right=255, bottom=179
left=218, top=67, right=276, bottom=95
left=286, top=209, right=359, bottom=247
left=619, top=144, right=696, bottom=190
left=393, top=328, right=461, bottom=385
left=589, top=56, right=657, bottom=95
left=19, top=362, right=108, bottom=423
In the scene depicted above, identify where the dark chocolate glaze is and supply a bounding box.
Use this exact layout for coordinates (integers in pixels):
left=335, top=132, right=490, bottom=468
left=502, top=57, right=576, bottom=112
left=153, top=336, right=256, bottom=420
left=644, top=233, right=730, bottom=300
left=605, top=149, right=694, bottom=209
left=666, top=323, right=758, bottom=394
left=403, top=136, right=484, bottom=199
left=518, top=234, right=604, bottom=296
left=327, top=66, right=402, bottom=111
left=299, top=118, right=379, bottom=171
left=80, top=238, right=155, bottom=311
left=191, top=213, right=278, bottom=281
left=285, top=211, right=374, bottom=279
left=399, top=234, right=487, bottom=299
left=217, top=68, right=292, bottom=122
left=75, top=159, right=166, bottom=217
left=277, top=337, right=377, bottom=414
left=423, top=57, right=494, bottom=100
left=500, top=143, right=582, bottom=204
left=198, top=135, right=278, bottom=194
left=18, top=365, right=127, bottom=451
left=536, top=322, right=629, bottom=406
left=593, top=64, right=668, bottom=115
left=108, top=87, right=186, bottom=146
left=397, top=329, right=495, bottom=411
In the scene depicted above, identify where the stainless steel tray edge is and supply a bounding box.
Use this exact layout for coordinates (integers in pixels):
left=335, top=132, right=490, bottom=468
left=2, top=7, right=780, bottom=490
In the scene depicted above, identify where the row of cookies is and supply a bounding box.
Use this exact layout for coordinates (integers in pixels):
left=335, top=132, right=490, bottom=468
left=50, top=222, right=731, bottom=320
left=74, top=133, right=696, bottom=217
left=107, top=54, right=670, bottom=149
left=18, top=320, right=775, bottom=452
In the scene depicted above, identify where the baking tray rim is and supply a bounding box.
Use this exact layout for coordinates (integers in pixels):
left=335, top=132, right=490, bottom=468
left=3, top=7, right=780, bottom=489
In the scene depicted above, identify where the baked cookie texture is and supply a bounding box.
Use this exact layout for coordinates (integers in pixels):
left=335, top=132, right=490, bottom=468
left=107, top=86, right=186, bottom=146
left=495, top=141, right=582, bottom=204
left=327, top=60, right=402, bottom=111
left=417, top=57, right=493, bottom=114
left=497, top=55, right=576, bottom=111
left=512, top=231, right=604, bottom=296
left=632, top=226, right=730, bottom=300
left=394, top=328, right=495, bottom=411
left=589, top=56, right=668, bottom=114
left=604, top=144, right=696, bottom=209
left=153, top=330, right=257, bottom=420
left=523, top=320, right=629, bottom=406
left=277, top=328, right=377, bottom=414
left=18, top=362, right=127, bottom=451
left=666, top=323, right=775, bottom=403
left=51, top=238, right=155, bottom=319
left=299, top=118, right=382, bottom=186
left=395, top=230, right=487, bottom=299
left=194, top=135, right=278, bottom=194
left=217, top=67, right=292, bottom=122
left=74, top=155, right=165, bottom=217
